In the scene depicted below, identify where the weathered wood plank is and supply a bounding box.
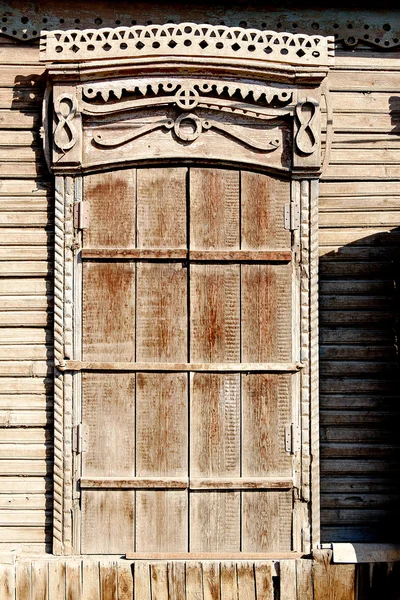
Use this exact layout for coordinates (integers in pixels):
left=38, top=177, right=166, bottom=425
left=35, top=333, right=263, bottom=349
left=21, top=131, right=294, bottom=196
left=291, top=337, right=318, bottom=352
left=185, top=562, right=203, bottom=600
left=134, top=562, right=151, bottom=600
left=65, top=561, right=82, bottom=600
left=279, top=560, right=297, bottom=600
left=100, top=561, right=118, bottom=600
left=117, top=562, right=134, bottom=600
left=82, top=560, right=100, bottom=600
left=49, top=561, right=66, bottom=600
left=150, top=563, right=169, bottom=600
left=15, top=561, right=31, bottom=600
left=237, top=562, right=256, bottom=600
left=220, top=562, right=237, bottom=600
left=84, top=168, right=136, bottom=249
left=31, top=561, right=47, bottom=600
left=254, top=563, right=273, bottom=600
left=0, top=563, right=15, bottom=600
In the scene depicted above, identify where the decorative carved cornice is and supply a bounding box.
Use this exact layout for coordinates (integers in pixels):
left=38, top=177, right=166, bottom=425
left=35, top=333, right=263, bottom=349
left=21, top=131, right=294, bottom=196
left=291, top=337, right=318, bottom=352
left=40, top=23, right=334, bottom=67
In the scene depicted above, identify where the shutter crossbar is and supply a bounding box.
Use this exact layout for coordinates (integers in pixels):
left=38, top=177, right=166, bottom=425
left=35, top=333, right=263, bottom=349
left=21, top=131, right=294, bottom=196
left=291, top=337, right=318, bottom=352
left=80, top=477, right=294, bottom=490
left=81, top=249, right=292, bottom=262
left=58, top=360, right=303, bottom=373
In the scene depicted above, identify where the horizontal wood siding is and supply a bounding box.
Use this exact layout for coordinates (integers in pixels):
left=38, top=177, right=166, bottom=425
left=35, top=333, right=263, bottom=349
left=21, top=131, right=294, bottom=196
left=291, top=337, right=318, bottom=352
left=0, top=40, right=52, bottom=553
left=320, top=53, right=400, bottom=543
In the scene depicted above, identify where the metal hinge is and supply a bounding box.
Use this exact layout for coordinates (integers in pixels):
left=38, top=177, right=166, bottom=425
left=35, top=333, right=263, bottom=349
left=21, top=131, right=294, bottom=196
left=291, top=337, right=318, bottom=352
left=284, top=202, right=300, bottom=230
left=285, top=423, right=301, bottom=454
left=73, top=423, right=88, bottom=454
left=73, top=201, right=90, bottom=229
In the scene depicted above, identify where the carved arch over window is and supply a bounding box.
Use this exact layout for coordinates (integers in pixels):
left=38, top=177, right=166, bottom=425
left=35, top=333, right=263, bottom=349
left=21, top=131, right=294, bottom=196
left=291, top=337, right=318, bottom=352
left=41, top=23, right=333, bottom=555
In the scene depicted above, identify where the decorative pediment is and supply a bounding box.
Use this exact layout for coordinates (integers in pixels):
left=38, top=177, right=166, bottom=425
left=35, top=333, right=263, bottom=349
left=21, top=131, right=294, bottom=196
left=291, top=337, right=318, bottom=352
left=41, top=22, right=334, bottom=67
left=40, top=24, right=333, bottom=175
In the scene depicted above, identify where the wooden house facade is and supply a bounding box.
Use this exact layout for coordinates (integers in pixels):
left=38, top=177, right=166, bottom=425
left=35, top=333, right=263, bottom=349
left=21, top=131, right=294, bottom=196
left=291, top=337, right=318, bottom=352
left=0, top=2, right=399, bottom=598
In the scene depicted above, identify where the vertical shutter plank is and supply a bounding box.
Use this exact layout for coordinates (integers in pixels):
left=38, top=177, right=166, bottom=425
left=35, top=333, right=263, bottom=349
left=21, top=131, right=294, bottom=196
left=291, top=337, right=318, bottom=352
left=136, top=491, right=187, bottom=552
left=82, top=373, right=135, bottom=477
left=65, top=561, right=82, bottom=600
left=241, top=264, right=292, bottom=363
left=190, top=264, right=240, bottom=363
left=242, top=374, right=291, bottom=478
left=49, top=561, right=66, bottom=599
left=241, top=172, right=290, bottom=250
left=242, top=491, right=292, bottom=552
left=81, top=490, right=135, bottom=554
left=83, top=262, right=135, bottom=362
left=136, top=262, right=187, bottom=362
left=137, top=168, right=187, bottom=249
left=190, top=168, right=240, bottom=250
left=136, top=373, right=188, bottom=477
left=190, top=491, right=240, bottom=552
left=84, top=169, right=136, bottom=248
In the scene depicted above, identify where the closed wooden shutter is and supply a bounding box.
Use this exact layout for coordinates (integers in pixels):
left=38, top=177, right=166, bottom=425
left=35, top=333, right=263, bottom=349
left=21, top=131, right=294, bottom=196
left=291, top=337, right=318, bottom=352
left=78, top=165, right=297, bottom=555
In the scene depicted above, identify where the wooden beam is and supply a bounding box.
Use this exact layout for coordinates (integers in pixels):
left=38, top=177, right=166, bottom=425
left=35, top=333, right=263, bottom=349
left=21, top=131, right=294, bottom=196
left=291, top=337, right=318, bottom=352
left=80, top=477, right=294, bottom=490
left=59, top=361, right=303, bottom=373
left=81, top=249, right=292, bottom=262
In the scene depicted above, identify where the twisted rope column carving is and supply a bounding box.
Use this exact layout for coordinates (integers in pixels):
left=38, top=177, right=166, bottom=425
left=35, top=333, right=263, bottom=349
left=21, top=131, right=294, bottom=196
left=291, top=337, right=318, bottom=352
left=53, top=176, right=65, bottom=554
left=299, top=179, right=311, bottom=553
left=63, top=176, right=75, bottom=554
left=309, top=179, right=320, bottom=547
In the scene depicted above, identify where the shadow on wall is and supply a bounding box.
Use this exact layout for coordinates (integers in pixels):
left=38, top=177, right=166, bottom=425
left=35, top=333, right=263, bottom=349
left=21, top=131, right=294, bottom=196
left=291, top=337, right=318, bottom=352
left=319, top=225, right=400, bottom=544
left=11, top=67, right=54, bottom=552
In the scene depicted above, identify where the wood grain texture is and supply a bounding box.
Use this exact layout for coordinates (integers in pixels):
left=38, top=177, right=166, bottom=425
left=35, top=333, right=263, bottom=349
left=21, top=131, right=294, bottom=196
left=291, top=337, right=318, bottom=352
left=190, top=492, right=240, bottom=552
left=81, top=490, right=135, bottom=554
left=136, top=373, right=187, bottom=477
left=241, top=171, right=290, bottom=250
left=241, top=264, right=292, bottom=363
left=190, top=264, right=240, bottom=363
left=84, top=169, right=136, bottom=248
left=242, top=491, right=292, bottom=552
left=242, top=375, right=292, bottom=478
left=190, top=168, right=239, bottom=250
left=137, top=167, right=187, bottom=249
left=135, top=491, right=187, bottom=553
left=136, top=262, right=187, bottom=362
left=82, top=373, right=135, bottom=478
left=82, top=261, right=135, bottom=361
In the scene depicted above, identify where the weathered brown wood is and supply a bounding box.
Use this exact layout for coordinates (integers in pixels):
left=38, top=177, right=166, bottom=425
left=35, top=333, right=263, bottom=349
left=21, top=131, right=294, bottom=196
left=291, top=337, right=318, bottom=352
left=190, top=168, right=239, bottom=251
left=135, top=491, right=187, bottom=553
left=220, top=562, right=238, bottom=599
left=82, top=261, right=135, bottom=362
left=151, top=563, right=169, bottom=600
left=0, top=563, right=15, bottom=600
left=82, top=561, right=100, bottom=600
left=100, top=561, right=118, bottom=600
left=81, top=249, right=292, bottom=261
left=15, top=561, right=31, bottom=600
left=168, top=562, right=186, bottom=600
left=137, top=167, right=187, bottom=249
left=60, top=360, right=302, bottom=372
left=31, top=561, right=47, bottom=600
left=49, top=561, right=66, bottom=600
left=117, top=562, right=134, bottom=600
left=80, top=477, right=188, bottom=489
left=134, top=562, right=151, bottom=600
left=280, top=560, right=297, bottom=600
left=313, top=551, right=356, bottom=600
left=84, top=168, right=136, bottom=248
left=202, top=562, right=221, bottom=600
left=254, top=562, right=274, bottom=600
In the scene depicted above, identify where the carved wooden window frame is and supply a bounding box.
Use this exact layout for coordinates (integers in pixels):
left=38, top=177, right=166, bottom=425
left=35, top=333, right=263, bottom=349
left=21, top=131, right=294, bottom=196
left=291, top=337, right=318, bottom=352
left=40, top=23, right=334, bottom=555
